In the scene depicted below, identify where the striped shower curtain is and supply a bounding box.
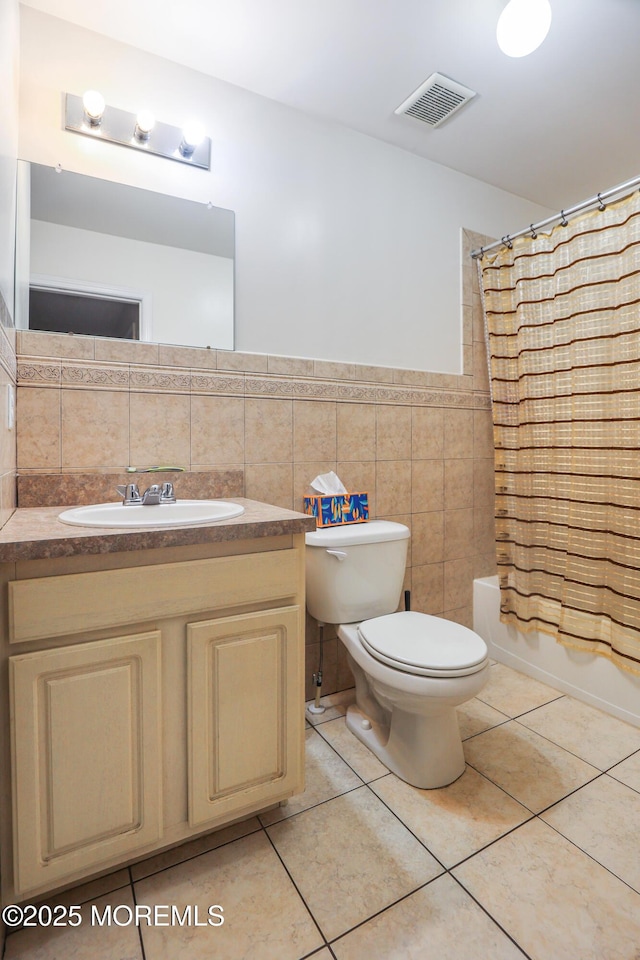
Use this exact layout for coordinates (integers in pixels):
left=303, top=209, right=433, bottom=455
left=479, top=189, right=640, bottom=675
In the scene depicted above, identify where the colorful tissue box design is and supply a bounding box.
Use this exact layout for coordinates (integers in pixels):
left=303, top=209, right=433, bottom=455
left=304, top=492, right=369, bottom=527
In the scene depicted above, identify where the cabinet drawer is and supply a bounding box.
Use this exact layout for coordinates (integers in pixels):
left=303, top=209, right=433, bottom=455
left=9, top=549, right=301, bottom=643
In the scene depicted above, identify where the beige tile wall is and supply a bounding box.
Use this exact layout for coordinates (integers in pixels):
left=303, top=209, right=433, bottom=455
left=15, top=229, right=496, bottom=697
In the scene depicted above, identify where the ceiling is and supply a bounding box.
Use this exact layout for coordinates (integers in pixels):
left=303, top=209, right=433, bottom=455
left=20, top=0, right=640, bottom=209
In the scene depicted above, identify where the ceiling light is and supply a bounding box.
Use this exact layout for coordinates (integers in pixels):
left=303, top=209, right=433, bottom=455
left=497, top=0, right=552, bottom=58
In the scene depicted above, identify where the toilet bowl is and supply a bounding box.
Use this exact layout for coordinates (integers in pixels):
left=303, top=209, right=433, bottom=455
left=305, top=522, right=489, bottom=788
left=338, top=612, right=489, bottom=788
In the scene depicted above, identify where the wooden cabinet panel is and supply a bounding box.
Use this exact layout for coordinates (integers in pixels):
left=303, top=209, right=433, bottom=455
left=10, top=632, right=162, bottom=896
left=9, top=549, right=300, bottom=643
left=187, top=607, right=304, bottom=827
left=2, top=538, right=306, bottom=904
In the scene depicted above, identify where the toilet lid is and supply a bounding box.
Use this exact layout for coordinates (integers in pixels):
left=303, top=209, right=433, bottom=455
left=358, top=611, right=488, bottom=678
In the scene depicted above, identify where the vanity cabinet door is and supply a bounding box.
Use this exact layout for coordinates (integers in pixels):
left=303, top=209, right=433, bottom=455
left=187, top=606, right=304, bottom=827
left=10, top=631, right=163, bottom=897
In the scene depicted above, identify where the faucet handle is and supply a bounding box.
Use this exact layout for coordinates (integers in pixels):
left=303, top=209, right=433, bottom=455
left=160, top=481, right=176, bottom=503
left=116, top=483, right=141, bottom=504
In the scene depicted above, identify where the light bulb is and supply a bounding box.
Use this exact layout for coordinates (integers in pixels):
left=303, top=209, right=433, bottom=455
left=179, top=120, right=205, bottom=158
left=134, top=109, right=155, bottom=142
left=497, top=0, right=552, bottom=58
left=82, top=89, right=105, bottom=125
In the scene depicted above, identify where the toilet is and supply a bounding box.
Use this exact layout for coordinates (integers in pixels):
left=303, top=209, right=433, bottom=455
left=305, top=520, right=489, bottom=788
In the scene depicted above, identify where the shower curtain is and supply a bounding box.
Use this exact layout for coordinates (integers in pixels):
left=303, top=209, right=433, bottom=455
left=479, top=189, right=640, bottom=675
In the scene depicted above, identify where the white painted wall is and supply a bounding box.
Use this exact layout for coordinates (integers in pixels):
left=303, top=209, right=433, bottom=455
left=31, top=220, right=234, bottom=348
left=19, top=7, right=552, bottom=372
left=0, top=0, right=19, bottom=323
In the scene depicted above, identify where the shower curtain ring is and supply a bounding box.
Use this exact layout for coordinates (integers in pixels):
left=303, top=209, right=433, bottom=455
left=560, top=211, right=568, bottom=226
left=502, top=235, right=513, bottom=249
left=529, top=224, right=537, bottom=239
left=478, top=246, right=484, bottom=259
left=597, top=193, right=606, bottom=211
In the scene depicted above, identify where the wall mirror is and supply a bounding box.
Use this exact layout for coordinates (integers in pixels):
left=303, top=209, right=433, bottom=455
left=16, top=161, right=235, bottom=350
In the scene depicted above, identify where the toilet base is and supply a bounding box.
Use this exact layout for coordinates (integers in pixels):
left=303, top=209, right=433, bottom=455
left=345, top=701, right=466, bottom=789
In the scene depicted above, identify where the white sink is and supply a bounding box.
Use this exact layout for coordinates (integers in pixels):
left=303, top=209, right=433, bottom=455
left=58, top=500, right=245, bottom=528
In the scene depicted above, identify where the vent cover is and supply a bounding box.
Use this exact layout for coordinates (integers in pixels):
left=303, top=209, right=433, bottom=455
left=395, top=73, right=476, bottom=128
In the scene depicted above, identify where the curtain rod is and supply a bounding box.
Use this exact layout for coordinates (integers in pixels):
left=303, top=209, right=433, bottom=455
left=470, top=173, right=640, bottom=260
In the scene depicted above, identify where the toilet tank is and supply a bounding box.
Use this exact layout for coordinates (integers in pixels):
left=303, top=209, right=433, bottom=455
left=305, top=520, right=410, bottom=624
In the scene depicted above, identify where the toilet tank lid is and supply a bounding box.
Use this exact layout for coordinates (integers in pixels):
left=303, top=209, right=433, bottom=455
left=305, top=520, right=410, bottom=547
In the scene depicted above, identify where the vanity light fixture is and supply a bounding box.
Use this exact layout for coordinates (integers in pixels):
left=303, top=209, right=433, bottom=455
left=497, top=0, right=552, bottom=57
left=64, top=92, right=211, bottom=170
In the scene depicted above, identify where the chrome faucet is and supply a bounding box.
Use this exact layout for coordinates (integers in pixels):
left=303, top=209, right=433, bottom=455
left=116, top=481, right=176, bottom=505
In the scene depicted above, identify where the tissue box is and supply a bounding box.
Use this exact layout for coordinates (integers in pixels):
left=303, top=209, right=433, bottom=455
left=304, top=492, right=369, bottom=527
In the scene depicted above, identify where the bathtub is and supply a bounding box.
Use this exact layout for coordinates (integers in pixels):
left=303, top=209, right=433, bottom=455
left=473, top=575, right=640, bottom=728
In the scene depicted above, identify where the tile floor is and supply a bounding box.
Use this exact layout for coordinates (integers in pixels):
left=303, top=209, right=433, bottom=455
left=5, top=661, right=640, bottom=960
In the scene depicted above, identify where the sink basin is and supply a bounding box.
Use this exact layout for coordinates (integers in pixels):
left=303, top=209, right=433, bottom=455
left=58, top=500, right=245, bottom=528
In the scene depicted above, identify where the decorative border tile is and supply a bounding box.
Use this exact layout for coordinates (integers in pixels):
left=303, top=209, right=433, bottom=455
left=17, top=360, right=61, bottom=385
left=61, top=362, right=129, bottom=389
left=129, top=366, right=190, bottom=393
left=190, top=371, right=246, bottom=395
left=245, top=375, right=488, bottom=408
left=18, top=355, right=491, bottom=408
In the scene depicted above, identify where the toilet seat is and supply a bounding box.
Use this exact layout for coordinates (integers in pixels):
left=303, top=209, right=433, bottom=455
left=358, top=611, right=488, bottom=678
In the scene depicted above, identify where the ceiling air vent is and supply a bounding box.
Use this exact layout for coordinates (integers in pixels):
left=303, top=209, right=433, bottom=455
left=395, top=72, right=476, bottom=128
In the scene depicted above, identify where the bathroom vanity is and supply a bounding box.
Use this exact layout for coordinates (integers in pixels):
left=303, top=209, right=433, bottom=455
left=0, top=498, right=314, bottom=904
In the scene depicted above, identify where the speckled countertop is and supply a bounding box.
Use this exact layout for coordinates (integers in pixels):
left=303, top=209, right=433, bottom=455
left=0, top=499, right=316, bottom=562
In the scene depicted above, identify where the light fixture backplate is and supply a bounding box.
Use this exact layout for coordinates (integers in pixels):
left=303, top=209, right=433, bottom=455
left=64, top=93, right=211, bottom=170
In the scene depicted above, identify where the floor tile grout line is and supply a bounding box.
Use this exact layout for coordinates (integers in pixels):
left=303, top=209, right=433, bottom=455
left=536, top=810, right=640, bottom=899
left=475, top=691, right=565, bottom=720
left=532, top=769, right=607, bottom=818
left=128, top=867, right=147, bottom=960
left=510, top=716, right=640, bottom=772
left=462, top=757, right=544, bottom=814
left=259, top=781, right=367, bottom=829
left=325, top=874, right=444, bottom=948
left=323, top=859, right=534, bottom=958
left=307, top=719, right=366, bottom=778
left=603, top=744, right=640, bottom=775
left=311, top=717, right=386, bottom=785
left=445, top=811, right=538, bottom=873
left=605, top=768, right=640, bottom=798
left=362, top=765, right=543, bottom=880
left=263, top=782, right=472, bottom=951
left=448, top=872, right=535, bottom=960
left=443, top=774, right=640, bottom=904
left=460, top=715, right=513, bottom=742
left=464, top=713, right=640, bottom=787
left=359, top=778, right=451, bottom=874
left=261, top=823, right=330, bottom=950
left=305, top=710, right=348, bottom=728
left=126, top=823, right=264, bottom=884
left=463, top=755, right=604, bottom=817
